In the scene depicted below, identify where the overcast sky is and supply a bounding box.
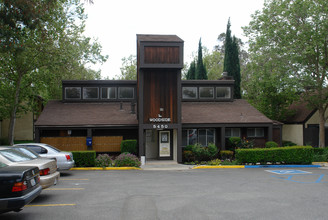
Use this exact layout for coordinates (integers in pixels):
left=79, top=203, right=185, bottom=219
left=84, top=0, right=265, bottom=79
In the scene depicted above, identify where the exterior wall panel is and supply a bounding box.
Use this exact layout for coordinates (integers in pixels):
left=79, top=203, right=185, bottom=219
left=282, top=124, right=303, bottom=145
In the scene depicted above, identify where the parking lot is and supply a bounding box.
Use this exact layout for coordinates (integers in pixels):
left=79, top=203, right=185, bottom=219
left=2, top=167, right=328, bottom=220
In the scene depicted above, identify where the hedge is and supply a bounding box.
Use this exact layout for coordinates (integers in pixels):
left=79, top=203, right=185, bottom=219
left=235, top=146, right=314, bottom=165
left=71, top=151, right=96, bottom=167
left=121, top=140, right=137, bottom=155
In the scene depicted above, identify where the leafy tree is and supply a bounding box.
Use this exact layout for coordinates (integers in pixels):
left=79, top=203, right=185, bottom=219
left=203, top=50, right=224, bottom=80
left=115, top=55, right=137, bottom=80
left=0, top=0, right=107, bottom=145
left=195, top=38, right=207, bottom=80
left=244, top=0, right=328, bottom=147
left=186, top=60, right=196, bottom=80
left=223, top=19, right=241, bottom=98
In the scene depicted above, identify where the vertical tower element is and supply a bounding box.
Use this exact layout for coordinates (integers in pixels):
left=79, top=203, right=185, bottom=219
left=137, top=35, right=184, bottom=161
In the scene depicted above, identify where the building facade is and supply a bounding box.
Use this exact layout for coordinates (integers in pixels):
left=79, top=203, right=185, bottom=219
left=35, top=34, right=281, bottom=163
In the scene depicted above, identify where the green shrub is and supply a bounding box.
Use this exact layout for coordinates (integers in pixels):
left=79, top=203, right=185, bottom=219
left=121, top=140, right=137, bottom=155
left=235, top=146, right=314, bottom=165
left=282, top=140, right=297, bottom=147
left=184, top=145, right=193, bottom=151
left=240, top=138, right=255, bottom=149
left=113, top=153, right=141, bottom=167
left=219, top=150, right=234, bottom=160
left=207, top=159, right=221, bottom=165
left=229, top=137, right=241, bottom=149
left=95, top=154, right=112, bottom=167
left=71, top=151, right=96, bottom=167
left=313, top=154, right=328, bottom=162
left=220, top=159, right=240, bottom=165
left=183, top=150, right=195, bottom=162
left=207, top=143, right=218, bottom=159
left=265, top=141, right=278, bottom=148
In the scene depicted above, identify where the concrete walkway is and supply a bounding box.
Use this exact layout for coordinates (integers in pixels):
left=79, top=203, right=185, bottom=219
left=141, top=160, right=194, bottom=170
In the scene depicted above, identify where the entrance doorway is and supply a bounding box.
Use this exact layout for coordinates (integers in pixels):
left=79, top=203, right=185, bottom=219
left=145, top=129, right=174, bottom=160
left=159, top=130, right=173, bottom=159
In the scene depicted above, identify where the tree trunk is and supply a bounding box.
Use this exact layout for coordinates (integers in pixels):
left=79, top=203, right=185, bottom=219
left=8, top=73, right=23, bottom=146
left=318, top=108, right=326, bottom=148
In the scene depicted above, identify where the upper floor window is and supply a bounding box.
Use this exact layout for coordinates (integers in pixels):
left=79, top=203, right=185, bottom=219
left=199, top=87, right=214, bottom=99
left=65, top=87, right=81, bottom=99
left=101, top=87, right=116, bottom=99
left=83, top=87, right=99, bottom=99
left=247, top=128, right=264, bottom=137
left=182, top=87, right=197, bottom=99
left=216, top=87, right=231, bottom=99
left=118, top=87, right=134, bottom=99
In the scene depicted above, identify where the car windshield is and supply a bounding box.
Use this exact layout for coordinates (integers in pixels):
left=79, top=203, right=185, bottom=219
left=0, top=161, right=8, bottom=168
left=14, top=147, right=39, bottom=159
left=0, top=149, right=33, bottom=162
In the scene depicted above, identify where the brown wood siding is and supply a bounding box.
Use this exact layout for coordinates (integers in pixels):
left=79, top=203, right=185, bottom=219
left=143, top=69, right=178, bottom=124
left=144, top=46, right=179, bottom=64
left=41, top=136, right=123, bottom=152
left=93, top=136, right=123, bottom=152
left=40, top=137, right=87, bottom=151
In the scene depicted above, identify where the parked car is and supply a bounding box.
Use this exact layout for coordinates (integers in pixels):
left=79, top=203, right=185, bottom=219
left=0, top=147, right=60, bottom=189
left=16, top=143, right=75, bottom=171
left=0, top=161, right=42, bottom=214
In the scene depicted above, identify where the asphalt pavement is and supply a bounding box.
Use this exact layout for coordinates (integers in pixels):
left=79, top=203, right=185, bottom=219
left=1, top=167, right=328, bottom=220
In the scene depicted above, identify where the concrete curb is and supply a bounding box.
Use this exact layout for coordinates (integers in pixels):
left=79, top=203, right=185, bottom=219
left=70, top=167, right=141, bottom=171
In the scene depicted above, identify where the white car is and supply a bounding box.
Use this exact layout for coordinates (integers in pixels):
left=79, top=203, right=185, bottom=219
left=16, top=143, right=75, bottom=171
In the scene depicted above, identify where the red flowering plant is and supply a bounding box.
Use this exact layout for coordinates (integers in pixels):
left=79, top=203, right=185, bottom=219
left=239, top=137, right=255, bottom=149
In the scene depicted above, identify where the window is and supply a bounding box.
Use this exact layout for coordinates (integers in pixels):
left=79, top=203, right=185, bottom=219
left=199, top=87, right=214, bottom=99
left=198, top=129, right=215, bottom=146
left=216, top=87, right=231, bottom=99
left=247, top=128, right=264, bottom=137
left=118, top=87, right=134, bottom=99
left=182, top=129, right=215, bottom=146
left=225, top=128, right=240, bottom=137
left=101, top=87, right=116, bottom=99
left=83, top=87, right=99, bottom=99
left=65, top=87, right=81, bottom=99
left=182, top=87, right=197, bottom=99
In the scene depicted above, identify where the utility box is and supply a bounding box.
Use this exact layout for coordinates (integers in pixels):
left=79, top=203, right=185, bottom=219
left=86, top=137, right=92, bottom=147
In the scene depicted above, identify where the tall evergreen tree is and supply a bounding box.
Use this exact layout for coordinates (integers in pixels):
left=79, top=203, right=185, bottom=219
left=231, top=36, right=241, bottom=98
left=223, top=18, right=241, bottom=98
left=196, top=38, right=207, bottom=80
left=186, top=60, right=196, bottom=80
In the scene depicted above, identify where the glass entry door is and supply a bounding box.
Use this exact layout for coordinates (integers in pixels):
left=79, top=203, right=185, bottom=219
left=159, top=130, right=172, bottom=159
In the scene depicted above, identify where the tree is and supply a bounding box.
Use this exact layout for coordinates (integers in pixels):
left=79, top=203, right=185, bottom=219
left=115, top=55, right=137, bottom=80
left=244, top=0, right=328, bottom=147
left=0, top=0, right=107, bottom=145
left=223, top=19, right=241, bottom=98
left=186, top=60, right=196, bottom=80
left=203, top=50, right=224, bottom=80
left=195, top=38, right=207, bottom=80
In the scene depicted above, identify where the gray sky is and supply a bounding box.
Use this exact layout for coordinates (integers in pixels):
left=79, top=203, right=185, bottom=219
left=84, top=0, right=265, bottom=79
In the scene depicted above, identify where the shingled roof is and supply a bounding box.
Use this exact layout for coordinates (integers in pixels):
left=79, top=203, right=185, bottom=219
left=284, top=102, right=316, bottom=124
left=36, top=99, right=274, bottom=127
left=182, top=100, right=273, bottom=124
left=35, top=100, right=138, bottom=127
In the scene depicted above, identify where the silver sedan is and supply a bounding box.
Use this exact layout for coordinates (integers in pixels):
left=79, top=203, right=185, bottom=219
left=16, top=143, right=75, bottom=171
left=0, top=147, right=60, bottom=189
